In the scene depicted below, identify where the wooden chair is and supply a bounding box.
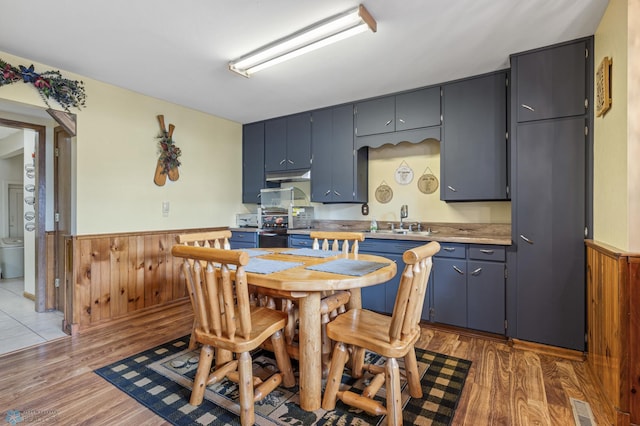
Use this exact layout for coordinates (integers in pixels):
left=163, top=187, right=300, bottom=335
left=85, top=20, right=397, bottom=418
left=175, top=230, right=231, bottom=249
left=309, top=231, right=366, bottom=371
left=322, top=241, right=440, bottom=426
left=171, top=245, right=296, bottom=426
left=176, top=230, right=232, bottom=349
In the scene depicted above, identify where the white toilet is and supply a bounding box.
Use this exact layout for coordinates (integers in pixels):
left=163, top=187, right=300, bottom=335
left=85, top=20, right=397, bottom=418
left=0, top=237, right=24, bottom=279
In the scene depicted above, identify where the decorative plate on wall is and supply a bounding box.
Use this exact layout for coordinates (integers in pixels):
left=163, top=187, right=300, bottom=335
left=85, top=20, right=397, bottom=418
left=417, top=167, right=439, bottom=194
left=375, top=181, right=393, bottom=204
left=394, top=160, right=414, bottom=185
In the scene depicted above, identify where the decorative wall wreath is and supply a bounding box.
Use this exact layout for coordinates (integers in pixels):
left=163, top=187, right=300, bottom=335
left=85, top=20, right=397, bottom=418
left=0, top=58, right=87, bottom=112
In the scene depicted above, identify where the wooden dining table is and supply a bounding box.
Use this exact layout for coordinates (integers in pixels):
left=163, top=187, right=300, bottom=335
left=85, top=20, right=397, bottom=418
left=241, top=247, right=397, bottom=412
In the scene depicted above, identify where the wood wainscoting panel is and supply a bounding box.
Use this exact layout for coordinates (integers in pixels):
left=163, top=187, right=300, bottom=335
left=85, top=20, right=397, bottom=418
left=585, top=240, right=640, bottom=426
left=630, top=257, right=640, bottom=425
left=68, top=228, right=226, bottom=331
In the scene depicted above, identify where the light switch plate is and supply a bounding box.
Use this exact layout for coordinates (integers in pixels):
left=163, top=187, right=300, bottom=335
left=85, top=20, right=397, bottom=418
left=162, top=201, right=170, bottom=217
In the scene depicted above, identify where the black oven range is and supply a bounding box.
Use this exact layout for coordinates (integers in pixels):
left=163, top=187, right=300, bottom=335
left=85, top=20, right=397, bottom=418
left=258, top=209, right=289, bottom=248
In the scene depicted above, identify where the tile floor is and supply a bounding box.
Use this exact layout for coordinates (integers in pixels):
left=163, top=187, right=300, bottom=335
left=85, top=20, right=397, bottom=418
left=0, top=278, right=68, bottom=356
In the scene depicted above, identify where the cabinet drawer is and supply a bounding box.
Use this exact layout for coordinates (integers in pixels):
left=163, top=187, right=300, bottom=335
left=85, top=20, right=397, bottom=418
left=288, top=235, right=312, bottom=248
left=435, top=243, right=466, bottom=259
left=230, top=231, right=258, bottom=247
left=360, top=238, right=422, bottom=255
left=468, top=245, right=505, bottom=262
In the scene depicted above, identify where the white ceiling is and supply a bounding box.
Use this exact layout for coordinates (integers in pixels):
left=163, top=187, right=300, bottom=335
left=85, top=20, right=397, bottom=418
left=0, top=0, right=608, bottom=124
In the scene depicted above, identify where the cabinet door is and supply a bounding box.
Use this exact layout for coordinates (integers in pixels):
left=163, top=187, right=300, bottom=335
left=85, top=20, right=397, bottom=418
left=355, top=96, right=395, bottom=136
left=432, top=258, right=467, bottom=328
left=311, top=108, right=333, bottom=202
left=286, top=112, right=311, bottom=170
left=311, top=105, right=356, bottom=203
left=514, top=117, right=585, bottom=350
left=330, top=105, right=357, bottom=202
left=360, top=251, right=403, bottom=314
left=242, top=122, right=265, bottom=204
left=264, top=118, right=287, bottom=172
left=396, top=87, right=441, bottom=131
left=441, top=72, right=507, bottom=201
left=515, top=41, right=587, bottom=122
left=467, top=260, right=505, bottom=334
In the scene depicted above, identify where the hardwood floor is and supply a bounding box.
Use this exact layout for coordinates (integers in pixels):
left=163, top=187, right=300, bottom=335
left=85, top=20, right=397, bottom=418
left=0, top=301, right=613, bottom=425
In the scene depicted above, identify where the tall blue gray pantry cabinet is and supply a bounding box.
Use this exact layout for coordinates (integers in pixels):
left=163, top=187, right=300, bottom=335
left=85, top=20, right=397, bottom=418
left=509, top=37, right=593, bottom=351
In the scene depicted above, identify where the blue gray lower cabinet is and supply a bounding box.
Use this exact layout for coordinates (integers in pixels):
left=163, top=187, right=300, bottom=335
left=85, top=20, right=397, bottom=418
left=288, top=234, right=507, bottom=335
left=230, top=230, right=259, bottom=249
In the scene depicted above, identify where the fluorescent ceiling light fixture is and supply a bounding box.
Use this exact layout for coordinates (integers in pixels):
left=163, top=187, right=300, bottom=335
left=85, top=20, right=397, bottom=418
left=229, top=4, right=377, bottom=77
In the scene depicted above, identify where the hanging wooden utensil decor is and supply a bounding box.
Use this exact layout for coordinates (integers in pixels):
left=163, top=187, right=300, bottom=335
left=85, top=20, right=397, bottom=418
left=417, top=166, right=439, bottom=194
left=375, top=180, right=393, bottom=204
left=394, top=160, right=414, bottom=185
left=153, top=115, right=182, bottom=186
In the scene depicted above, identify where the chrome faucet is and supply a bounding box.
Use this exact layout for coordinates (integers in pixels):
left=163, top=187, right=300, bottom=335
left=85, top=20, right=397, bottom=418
left=400, top=205, right=408, bottom=228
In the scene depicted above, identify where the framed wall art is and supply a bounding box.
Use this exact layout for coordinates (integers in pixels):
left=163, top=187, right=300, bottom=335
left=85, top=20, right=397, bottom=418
left=596, top=56, right=612, bottom=117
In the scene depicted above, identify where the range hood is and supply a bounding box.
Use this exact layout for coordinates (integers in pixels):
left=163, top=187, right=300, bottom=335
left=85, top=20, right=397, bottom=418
left=265, top=169, right=311, bottom=182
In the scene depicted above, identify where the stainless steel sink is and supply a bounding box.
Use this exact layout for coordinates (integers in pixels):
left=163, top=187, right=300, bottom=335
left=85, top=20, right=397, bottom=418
left=368, top=229, right=439, bottom=236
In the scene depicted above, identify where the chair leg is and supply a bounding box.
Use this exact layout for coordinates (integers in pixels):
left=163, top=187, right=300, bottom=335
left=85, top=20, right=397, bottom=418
left=350, top=346, right=365, bottom=378
left=190, top=344, right=214, bottom=406
left=321, top=342, right=349, bottom=410
left=321, top=313, right=332, bottom=377
left=270, top=330, right=296, bottom=388
left=385, top=357, right=403, bottom=426
left=404, top=348, right=423, bottom=398
left=282, top=299, right=297, bottom=345
left=188, top=319, right=198, bottom=350
left=237, top=351, right=255, bottom=426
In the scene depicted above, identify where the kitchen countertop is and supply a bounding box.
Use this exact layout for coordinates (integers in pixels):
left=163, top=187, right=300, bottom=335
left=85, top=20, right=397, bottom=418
left=232, top=221, right=512, bottom=246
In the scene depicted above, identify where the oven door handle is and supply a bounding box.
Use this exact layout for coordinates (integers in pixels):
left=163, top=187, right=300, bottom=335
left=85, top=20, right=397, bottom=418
left=261, top=233, right=279, bottom=237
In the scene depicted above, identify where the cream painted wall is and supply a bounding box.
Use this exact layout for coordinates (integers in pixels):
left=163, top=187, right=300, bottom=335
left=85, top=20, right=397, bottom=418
left=0, top=50, right=244, bottom=235
left=628, top=0, right=640, bottom=252
left=290, top=139, right=511, bottom=225
left=593, top=0, right=640, bottom=251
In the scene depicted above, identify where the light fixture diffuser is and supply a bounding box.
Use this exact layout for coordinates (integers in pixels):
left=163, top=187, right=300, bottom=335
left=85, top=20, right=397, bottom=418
left=229, top=4, right=377, bottom=77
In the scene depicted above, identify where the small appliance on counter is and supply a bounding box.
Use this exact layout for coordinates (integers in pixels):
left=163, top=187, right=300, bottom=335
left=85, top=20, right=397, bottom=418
left=257, top=187, right=314, bottom=248
left=236, top=213, right=258, bottom=228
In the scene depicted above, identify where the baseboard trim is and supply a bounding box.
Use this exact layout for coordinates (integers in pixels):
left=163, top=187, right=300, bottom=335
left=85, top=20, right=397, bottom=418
left=512, top=338, right=585, bottom=361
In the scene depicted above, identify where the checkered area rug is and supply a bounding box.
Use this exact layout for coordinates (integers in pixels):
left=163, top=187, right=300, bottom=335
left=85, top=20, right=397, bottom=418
left=95, top=336, right=470, bottom=425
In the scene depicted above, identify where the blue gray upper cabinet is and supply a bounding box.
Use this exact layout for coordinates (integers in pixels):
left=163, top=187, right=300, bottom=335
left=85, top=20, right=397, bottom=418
left=515, top=40, right=588, bottom=122
left=265, top=112, right=312, bottom=172
left=441, top=71, right=508, bottom=201
left=311, top=105, right=367, bottom=203
left=242, top=121, right=265, bottom=204
left=355, top=87, right=441, bottom=137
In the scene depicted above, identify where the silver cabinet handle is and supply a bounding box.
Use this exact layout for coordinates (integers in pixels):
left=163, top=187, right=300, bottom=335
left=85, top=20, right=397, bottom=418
left=385, top=120, right=393, bottom=126
left=453, top=265, right=464, bottom=275
left=288, top=159, right=294, bottom=164
left=443, top=247, right=455, bottom=252
left=398, top=118, right=405, bottom=123
left=324, top=190, right=331, bottom=196
left=279, top=159, right=286, bottom=165
left=521, top=104, right=535, bottom=111
left=447, top=186, right=457, bottom=192
left=471, top=267, right=482, bottom=276
left=333, top=190, right=341, bottom=196
left=520, top=234, right=534, bottom=244
left=480, top=249, right=494, bottom=254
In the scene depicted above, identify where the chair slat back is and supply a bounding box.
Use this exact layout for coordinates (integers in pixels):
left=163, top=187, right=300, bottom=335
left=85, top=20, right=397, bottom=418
left=176, top=230, right=232, bottom=249
left=388, top=242, right=440, bottom=343
left=172, top=245, right=251, bottom=341
left=310, top=231, right=365, bottom=255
